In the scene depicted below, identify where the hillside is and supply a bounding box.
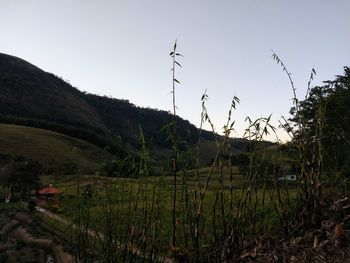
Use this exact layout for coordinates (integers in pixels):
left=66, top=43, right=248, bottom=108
left=0, top=53, right=268, bottom=164
left=0, top=53, right=202, bottom=150
left=0, top=124, right=112, bottom=174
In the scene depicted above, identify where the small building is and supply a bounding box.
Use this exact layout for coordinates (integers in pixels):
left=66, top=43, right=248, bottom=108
left=277, top=174, right=297, bottom=182
left=36, top=184, right=61, bottom=206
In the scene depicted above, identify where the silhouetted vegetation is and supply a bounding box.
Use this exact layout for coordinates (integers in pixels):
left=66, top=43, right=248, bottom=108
left=1, top=50, right=349, bottom=262
left=288, top=67, right=350, bottom=184
left=0, top=156, right=42, bottom=200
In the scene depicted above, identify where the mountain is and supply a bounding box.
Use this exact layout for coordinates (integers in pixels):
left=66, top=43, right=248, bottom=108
left=0, top=53, right=267, bottom=165
left=0, top=53, right=203, bottom=150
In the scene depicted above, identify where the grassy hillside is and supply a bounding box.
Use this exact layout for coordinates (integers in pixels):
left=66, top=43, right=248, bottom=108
left=0, top=124, right=112, bottom=174
left=0, top=53, right=260, bottom=162
left=0, top=53, right=200, bottom=152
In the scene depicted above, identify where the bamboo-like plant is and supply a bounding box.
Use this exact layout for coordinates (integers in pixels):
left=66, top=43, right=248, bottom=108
left=169, top=39, right=183, bottom=257
left=60, top=44, right=350, bottom=263
left=272, top=52, right=326, bottom=228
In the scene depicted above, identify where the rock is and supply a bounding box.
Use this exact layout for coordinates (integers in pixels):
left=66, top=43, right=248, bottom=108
left=291, top=236, right=304, bottom=245
left=333, top=224, right=345, bottom=239
left=333, top=197, right=349, bottom=206
left=290, top=255, right=297, bottom=262
left=321, top=220, right=336, bottom=231
left=304, top=231, right=313, bottom=242
left=0, top=244, right=10, bottom=252
left=318, top=239, right=329, bottom=249
left=313, top=235, right=319, bottom=248
left=342, top=204, right=350, bottom=215
left=333, top=224, right=347, bottom=249
left=242, top=239, right=256, bottom=250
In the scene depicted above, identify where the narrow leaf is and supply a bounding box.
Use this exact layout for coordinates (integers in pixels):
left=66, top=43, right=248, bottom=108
left=175, top=61, right=182, bottom=68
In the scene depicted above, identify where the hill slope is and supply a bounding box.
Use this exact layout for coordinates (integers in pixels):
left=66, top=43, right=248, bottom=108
left=0, top=53, right=271, bottom=164
left=0, top=53, right=201, bottom=152
left=0, top=124, right=112, bottom=174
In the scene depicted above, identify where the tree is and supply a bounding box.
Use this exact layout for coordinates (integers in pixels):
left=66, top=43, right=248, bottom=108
left=0, top=158, right=42, bottom=200
left=100, top=154, right=137, bottom=178
left=289, top=67, right=350, bottom=181
left=323, top=68, right=350, bottom=180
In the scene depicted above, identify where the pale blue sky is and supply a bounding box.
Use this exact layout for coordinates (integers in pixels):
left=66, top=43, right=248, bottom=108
left=1, top=0, right=349, bottom=141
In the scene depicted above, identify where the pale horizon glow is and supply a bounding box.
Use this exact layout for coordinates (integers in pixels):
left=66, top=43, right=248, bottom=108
left=1, top=0, right=349, bottom=142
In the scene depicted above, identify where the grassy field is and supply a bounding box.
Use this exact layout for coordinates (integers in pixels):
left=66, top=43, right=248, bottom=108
left=38, top=170, right=298, bottom=260
left=0, top=124, right=112, bottom=173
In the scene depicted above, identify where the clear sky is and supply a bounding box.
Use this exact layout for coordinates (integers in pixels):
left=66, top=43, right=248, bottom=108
left=1, top=0, right=349, bottom=141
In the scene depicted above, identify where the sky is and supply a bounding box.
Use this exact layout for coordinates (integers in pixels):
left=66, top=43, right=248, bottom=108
left=0, top=0, right=349, bottom=142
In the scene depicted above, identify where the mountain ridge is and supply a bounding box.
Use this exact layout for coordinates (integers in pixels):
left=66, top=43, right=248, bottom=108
left=0, top=52, right=274, bottom=164
left=0, top=53, right=209, bottom=152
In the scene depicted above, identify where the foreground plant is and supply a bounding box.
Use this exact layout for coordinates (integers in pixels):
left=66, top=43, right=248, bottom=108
left=64, top=45, right=350, bottom=263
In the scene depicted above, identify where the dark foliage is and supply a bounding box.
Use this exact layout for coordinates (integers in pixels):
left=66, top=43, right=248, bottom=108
left=289, top=67, right=350, bottom=181
left=0, top=156, right=42, bottom=200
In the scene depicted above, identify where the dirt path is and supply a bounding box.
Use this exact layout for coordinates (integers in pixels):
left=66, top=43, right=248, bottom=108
left=12, top=226, right=73, bottom=263
left=36, top=207, right=174, bottom=263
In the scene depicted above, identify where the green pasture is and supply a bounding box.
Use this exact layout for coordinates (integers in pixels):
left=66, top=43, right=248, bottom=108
left=0, top=124, right=112, bottom=173
left=40, top=171, right=298, bottom=247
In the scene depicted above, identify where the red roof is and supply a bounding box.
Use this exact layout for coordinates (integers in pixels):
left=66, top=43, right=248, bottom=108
left=37, top=186, right=61, bottom=195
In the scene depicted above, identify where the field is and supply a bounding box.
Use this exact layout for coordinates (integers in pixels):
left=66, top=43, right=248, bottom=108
left=0, top=124, right=112, bottom=173
left=0, top=48, right=349, bottom=262
left=36, top=167, right=298, bottom=261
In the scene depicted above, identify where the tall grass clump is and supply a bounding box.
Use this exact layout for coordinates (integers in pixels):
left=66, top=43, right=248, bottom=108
left=170, top=40, right=182, bottom=256
left=272, top=52, right=325, bottom=228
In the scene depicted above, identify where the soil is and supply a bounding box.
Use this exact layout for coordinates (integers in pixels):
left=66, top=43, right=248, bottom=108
left=0, top=207, right=72, bottom=263
left=233, top=196, right=350, bottom=263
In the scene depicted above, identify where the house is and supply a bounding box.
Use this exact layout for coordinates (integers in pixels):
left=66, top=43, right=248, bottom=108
left=277, top=174, right=297, bottom=182
left=36, top=184, right=61, bottom=206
